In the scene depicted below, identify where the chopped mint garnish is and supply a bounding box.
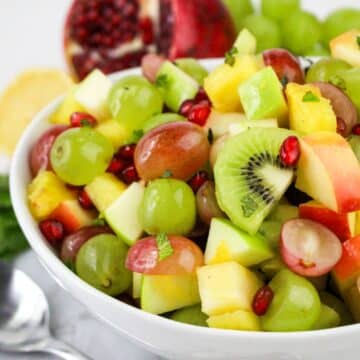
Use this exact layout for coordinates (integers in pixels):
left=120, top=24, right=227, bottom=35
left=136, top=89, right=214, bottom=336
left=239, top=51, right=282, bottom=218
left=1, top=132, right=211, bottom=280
left=224, top=47, right=238, bottom=66
left=93, top=218, right=106, bottom=226
left=357, top=36, right=360, bottom=48
left=155, top=74, right=168, bottom=87
left=161, top=169, right=173, bottom=178
left=302, top=91, right=320, bottom=102
left=80, top=119, right=93, bottom=127
left=132, top=129, right=144, bottom=142
left=280, top=75, right=289, bottom=87
left=156, top=233, right=174, bottom=261
left=329, top=75, right=346, bottom=91
left=207, top=128, right=214, bottom=145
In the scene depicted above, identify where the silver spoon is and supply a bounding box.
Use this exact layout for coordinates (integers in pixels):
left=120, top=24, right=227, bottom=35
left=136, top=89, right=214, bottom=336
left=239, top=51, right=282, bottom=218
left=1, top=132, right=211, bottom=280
left=0, top=261, right=90, bottom=359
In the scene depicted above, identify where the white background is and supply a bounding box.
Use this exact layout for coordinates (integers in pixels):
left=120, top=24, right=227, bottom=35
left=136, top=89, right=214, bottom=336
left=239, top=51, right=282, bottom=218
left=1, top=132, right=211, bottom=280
left=0, top=0, right=359, bottom=359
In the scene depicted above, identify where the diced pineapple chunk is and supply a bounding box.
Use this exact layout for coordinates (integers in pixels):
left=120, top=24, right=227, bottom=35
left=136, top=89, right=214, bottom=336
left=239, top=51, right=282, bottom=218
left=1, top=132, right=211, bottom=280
left=28, top=171, right=75, bottom=220
left=286, top=83, right=337, bottom=134
left=85, top=173, right=127, bottom=213
left=204, top=55, right=262, bottom=113
left=95, top=119, right=132, bottom=148
left=197, top=261, right=263, bottom=316
left=330, top=30, right=360, bottom=68
left=207, top=309, right=261, bottom=331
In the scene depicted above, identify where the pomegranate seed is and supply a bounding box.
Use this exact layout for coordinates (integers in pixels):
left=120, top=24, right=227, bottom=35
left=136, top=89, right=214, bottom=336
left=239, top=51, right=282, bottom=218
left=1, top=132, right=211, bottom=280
left=188, top=100, right=211, bottom=126
left=179, top=99, right=196, bottom=117
left=252, top=285, right=274, bottom=316
left=280, top=136, right=300, bottom=167
left=107, top=157, right=127, bottom=174
left=78, top=189, right=94, bottom=210
left=195, top=88, right=210, bottom=103
left=188, top=171, right=209, bottom=193
left=139, top=17, right=154, bottom=45
left=70, top=112, right=97, bottom=128
left=118, top=144, right=136, bottom=160
left=39, top=219, right=65, bottom=246
left=336, top=117, right=346, bottom=137
left=352, top=123, right=360, bottom=135
left=121, top=164, right=139, bottom=184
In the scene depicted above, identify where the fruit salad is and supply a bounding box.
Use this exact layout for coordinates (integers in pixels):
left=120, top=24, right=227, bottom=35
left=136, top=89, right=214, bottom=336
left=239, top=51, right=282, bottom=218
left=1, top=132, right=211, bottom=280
left=27, top=28, right=360, bottom=332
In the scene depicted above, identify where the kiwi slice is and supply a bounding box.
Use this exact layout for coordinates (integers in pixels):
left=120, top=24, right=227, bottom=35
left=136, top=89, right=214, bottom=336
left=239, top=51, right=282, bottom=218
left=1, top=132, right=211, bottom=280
left=214, top=128, right=295, bottom=234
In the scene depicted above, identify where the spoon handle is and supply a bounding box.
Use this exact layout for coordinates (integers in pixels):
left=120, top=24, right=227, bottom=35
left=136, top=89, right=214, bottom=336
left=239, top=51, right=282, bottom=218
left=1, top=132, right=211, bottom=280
left=41, top=337, right=91, bottom=360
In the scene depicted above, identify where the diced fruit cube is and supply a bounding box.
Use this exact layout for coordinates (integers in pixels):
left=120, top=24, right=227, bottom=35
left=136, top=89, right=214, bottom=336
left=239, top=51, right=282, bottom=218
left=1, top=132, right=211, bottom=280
left=343, top=277, right=360, bottom=322
left=197, top=261, right=263, bottom=316
left=228, top=119, right=278, bottom=136
left=299, top=201, right=356, bottom=242
left=104, top=182, right=144, bottom=246
left=204, top=111, right=246, bottom=139
left=174, top=58, right=208, bottom=85
left=74, top=69, right=112, bottom=120
left=28, top=171, right=74, bottom=220
left=85, top=173, right=127, bottom=213
left=286, top=83, right=337, bottom=134
left=140, top=274, right=200, bottom=314
left=330, top=30, right=360, bottom=68
left=156, top=61, right=199, bottom=112
left=233, top=28, right=257, bottom=55
left=238, top=67, right=288, bottom=126
left=50, top=199, right=96, bottom=233
left=170, top=305, right=208, bottom=327
left=295, top=132, right=360, bottom=213
left=133, top=272, right=143, bottom=299
left=95, top=119, right=132, bottom=148
left=205, top=218, right=273, bottom=266
left=204, top=55, right=261, bottom=113
left=333, top=235, right=360, bottom=293
left=312, top=304, right=341, bottom=330
left=50, top=85, right=85, bottom=124
left=207, top=309, right=261, bottom=331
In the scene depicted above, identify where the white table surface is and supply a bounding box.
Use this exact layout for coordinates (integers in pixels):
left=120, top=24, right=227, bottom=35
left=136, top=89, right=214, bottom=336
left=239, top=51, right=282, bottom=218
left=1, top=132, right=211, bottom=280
left=0, top=0, right=359, bottom=359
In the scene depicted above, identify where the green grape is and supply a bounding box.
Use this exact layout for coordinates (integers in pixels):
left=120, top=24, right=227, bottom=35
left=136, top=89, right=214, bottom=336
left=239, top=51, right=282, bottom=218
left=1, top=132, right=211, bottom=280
left=261, top=269, right=321, bottom=331
left=175, top=58, right=208, bottom=85
left=108, top=75, right=163, bottom=133
left=304, top=43, right=330, bottom=57
left=305, top=58, right=351, bottom=83
left=140, top=179, right=196, bottom=235
left=242, top=15, right=282, bottom=52
left=142, top=113, right=185, bottom=134
left=261, top=0, right=300, bottom=23
left=339, top=68, right=360, bottom=114
left=76, top=234, right=132, bottom=296
left=222, top=0, right=254, bottom=31
left=170, top=305, right=208, bottom=327
left=323, top=9, right=360, bottom=46
left=51, top=127, right=113, bottom=186
left=282, top=11, right=322, bottom=55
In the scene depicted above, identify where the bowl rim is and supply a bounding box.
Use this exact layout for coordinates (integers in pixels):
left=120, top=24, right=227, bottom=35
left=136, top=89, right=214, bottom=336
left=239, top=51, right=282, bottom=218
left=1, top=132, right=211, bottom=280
left=10, top=58, right=360, bottom=342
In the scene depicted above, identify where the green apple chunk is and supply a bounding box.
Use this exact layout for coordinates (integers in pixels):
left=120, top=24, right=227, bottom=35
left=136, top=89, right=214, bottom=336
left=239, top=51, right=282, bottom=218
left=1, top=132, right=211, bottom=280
left=133, top=272, right=143, bottom=299
left=155, top=61, right=200, bottom=112
left=205, top=218, right=274, bottom=266
left=174, top=58, right=208, bottom=85
left=232, top=28, right=257, bottom=56
left=142, top=113, right=185, bottom=134
left=104, top=182, right=145, bottom=246
left=141, top=275, right=200, bottom=314
left=207, top=309, right=261, bottom=331
left=312, top=304, right=340, bottom=330
left=140, top=179, right=196, bottom=235
left=76, top=234, right=132, bottom=296
left=261, top=269, right=321, bottom=331
left=170, top=305, right=208, bottom=327
left=319, top=292, right=353, bottom=326
left=238, top=67, right=288, bottom=123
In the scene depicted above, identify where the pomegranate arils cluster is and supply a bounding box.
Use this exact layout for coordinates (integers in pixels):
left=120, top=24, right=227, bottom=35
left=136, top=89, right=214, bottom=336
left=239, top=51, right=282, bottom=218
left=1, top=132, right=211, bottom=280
left=39, top=219, right=65, bottom=246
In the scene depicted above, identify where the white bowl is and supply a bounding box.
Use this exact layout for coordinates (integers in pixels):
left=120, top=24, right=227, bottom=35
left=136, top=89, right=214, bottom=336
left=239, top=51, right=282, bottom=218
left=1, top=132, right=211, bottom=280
left=10, top=59, right=360, bottom=360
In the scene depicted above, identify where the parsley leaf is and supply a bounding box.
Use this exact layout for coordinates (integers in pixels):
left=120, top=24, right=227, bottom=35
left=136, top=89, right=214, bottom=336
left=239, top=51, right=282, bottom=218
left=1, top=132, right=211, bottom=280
left=302, top=91, right=320, bottom=102
left=156, top=233, right=174, bottom=261
left=161, top=169, right=173, bottom=178
left=224, top=47, right=238, bottom=66
left=155, top=74, right=168, bottom=87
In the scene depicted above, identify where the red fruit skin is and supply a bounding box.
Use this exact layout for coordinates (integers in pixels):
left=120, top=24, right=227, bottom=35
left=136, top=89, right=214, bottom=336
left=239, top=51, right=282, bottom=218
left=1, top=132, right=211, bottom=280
left=252, top=285, right=274, bottom=316
left=352, top=124, right=360, bottom=136
left=29, top=125, right=68, bottom=177
left=263, top=49, right=304, bottom=84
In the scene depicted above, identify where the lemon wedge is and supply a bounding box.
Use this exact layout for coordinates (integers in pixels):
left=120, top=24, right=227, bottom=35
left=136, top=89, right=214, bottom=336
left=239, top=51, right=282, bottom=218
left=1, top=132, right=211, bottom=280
left=0, top=69, right=74, bottom=155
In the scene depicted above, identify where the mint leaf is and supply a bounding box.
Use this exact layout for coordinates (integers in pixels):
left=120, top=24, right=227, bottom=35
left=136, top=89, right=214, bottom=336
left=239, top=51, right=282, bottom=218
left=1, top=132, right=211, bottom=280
left=156, top=233, right=173, bottom=261
left=161, top=169, right=173, bottom=178
left=155, top=74, right=168, bottom=87
left=302, top=91, right=320, bottom=102
left=224, top=47, right=238, bottom=66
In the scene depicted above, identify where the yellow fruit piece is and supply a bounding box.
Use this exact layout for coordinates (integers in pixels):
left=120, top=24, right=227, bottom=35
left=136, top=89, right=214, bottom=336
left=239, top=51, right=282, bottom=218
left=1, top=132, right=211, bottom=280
left=204, top=55, right=262, bottom=113
left=0, top=69, right=73, bottom=155
left=197, top=261, right=263, bottom=316
left=28, top=171, right=75, bottom=220
left=286, top=83, right=337, bottom=134
left=85, top=173, right=127, bottom=213
left=330, top=29, right=360, bottom=68
left=50, top=85, right=85, bottom=125
left=207, top=309, right=261, bottom=331
left=95, top=119, right=132, bottom=149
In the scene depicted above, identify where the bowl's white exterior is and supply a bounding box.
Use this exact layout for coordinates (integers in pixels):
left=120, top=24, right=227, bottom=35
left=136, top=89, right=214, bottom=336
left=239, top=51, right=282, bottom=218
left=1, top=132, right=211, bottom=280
left=10, top=59, right=360, bottom=360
